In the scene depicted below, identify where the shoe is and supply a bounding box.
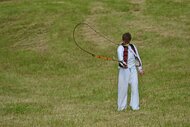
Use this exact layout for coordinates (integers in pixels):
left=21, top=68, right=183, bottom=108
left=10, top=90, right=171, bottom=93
left=132, top=107, right=140, bottom=110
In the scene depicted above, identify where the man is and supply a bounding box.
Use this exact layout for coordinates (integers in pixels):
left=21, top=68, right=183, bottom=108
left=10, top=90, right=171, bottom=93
left=117, top=32, right=144, bottom=111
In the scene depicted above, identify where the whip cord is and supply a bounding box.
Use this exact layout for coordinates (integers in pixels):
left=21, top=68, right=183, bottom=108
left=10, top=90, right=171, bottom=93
left=73, top=22, right=118, bottom=61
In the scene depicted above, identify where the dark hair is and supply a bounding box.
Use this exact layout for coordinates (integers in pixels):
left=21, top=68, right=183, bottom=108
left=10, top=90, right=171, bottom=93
left=122, top=32, right=132, bottom=41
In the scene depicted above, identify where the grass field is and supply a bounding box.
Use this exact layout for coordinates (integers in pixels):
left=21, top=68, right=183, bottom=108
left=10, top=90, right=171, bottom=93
left=0, top=0, right=190, bottom=127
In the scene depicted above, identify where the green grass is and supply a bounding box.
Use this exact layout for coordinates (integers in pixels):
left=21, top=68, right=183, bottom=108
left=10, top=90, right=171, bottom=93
left=0, top=0, right=190, bottom=126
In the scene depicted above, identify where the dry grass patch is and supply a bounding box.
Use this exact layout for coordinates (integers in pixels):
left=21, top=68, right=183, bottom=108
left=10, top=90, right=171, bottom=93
left=81, top=2, right=116, bottom=49
left=129, top=0, right=145, bottom=4
left=123, top=15, right=189, bottom=39
left=12, top=34, right=48, bottom=53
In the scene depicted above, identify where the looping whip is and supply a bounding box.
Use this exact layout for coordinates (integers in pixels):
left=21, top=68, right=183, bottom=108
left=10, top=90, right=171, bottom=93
left=73, top=22, right=118, bottom=61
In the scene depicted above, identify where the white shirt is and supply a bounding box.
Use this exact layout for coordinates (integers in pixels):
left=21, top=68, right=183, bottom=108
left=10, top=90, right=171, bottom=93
left=117, top=44, right=143, bottom=71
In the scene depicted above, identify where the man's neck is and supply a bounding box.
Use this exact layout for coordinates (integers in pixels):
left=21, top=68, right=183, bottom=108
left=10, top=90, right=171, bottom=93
left=122, top=43, right=130, bottom=47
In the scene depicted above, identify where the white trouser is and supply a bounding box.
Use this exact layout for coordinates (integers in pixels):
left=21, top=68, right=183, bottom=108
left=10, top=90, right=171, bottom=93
left=117, top=66, right=139, bottom=111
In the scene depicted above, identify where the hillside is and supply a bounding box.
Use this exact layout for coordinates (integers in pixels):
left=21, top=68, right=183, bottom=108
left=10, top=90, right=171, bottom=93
left=0, top=0, right=190, bottom=126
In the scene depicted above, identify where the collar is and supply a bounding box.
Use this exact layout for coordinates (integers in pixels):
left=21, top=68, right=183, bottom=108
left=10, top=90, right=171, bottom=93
left=121, top=43, right=129, bottom=47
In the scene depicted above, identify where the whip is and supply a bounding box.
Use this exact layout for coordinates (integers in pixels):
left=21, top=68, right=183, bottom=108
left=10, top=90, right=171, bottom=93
left=73, top=22, right=118, bottom=61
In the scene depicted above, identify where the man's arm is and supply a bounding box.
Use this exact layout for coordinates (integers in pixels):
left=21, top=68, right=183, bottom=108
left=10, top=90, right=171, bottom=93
left=117, top=45, right=127, bottom=68
left=134, top=45, right=144, bottom=75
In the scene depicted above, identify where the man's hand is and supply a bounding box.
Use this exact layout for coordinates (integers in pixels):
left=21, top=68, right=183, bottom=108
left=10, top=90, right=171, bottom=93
left=139, top=69, right=144, bottom=76
left=119, top=61, right=128, bottom=68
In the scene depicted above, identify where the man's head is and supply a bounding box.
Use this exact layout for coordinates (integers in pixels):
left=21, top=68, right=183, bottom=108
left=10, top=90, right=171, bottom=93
left=122, top=32, right=132, bottom=44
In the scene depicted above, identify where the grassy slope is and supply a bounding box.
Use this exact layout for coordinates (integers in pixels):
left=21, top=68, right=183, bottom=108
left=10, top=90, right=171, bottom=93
left=0, top=0, right=190, bottom=127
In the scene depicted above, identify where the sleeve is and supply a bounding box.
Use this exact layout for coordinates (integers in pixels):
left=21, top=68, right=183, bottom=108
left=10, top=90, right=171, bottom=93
left=117, top=45, right=123, bottom=62
left=134, top=45, right=143, bottom=71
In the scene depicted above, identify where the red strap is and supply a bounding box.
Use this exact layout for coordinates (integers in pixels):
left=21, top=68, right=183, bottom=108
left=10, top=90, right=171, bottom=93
left=123, top=46, right=128, bottom=62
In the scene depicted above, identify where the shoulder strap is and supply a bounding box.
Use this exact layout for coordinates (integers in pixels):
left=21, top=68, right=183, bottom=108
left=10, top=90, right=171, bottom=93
left=129, top=44, right=142, bottom=67
left=129, top=44, right=136, bottom=54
